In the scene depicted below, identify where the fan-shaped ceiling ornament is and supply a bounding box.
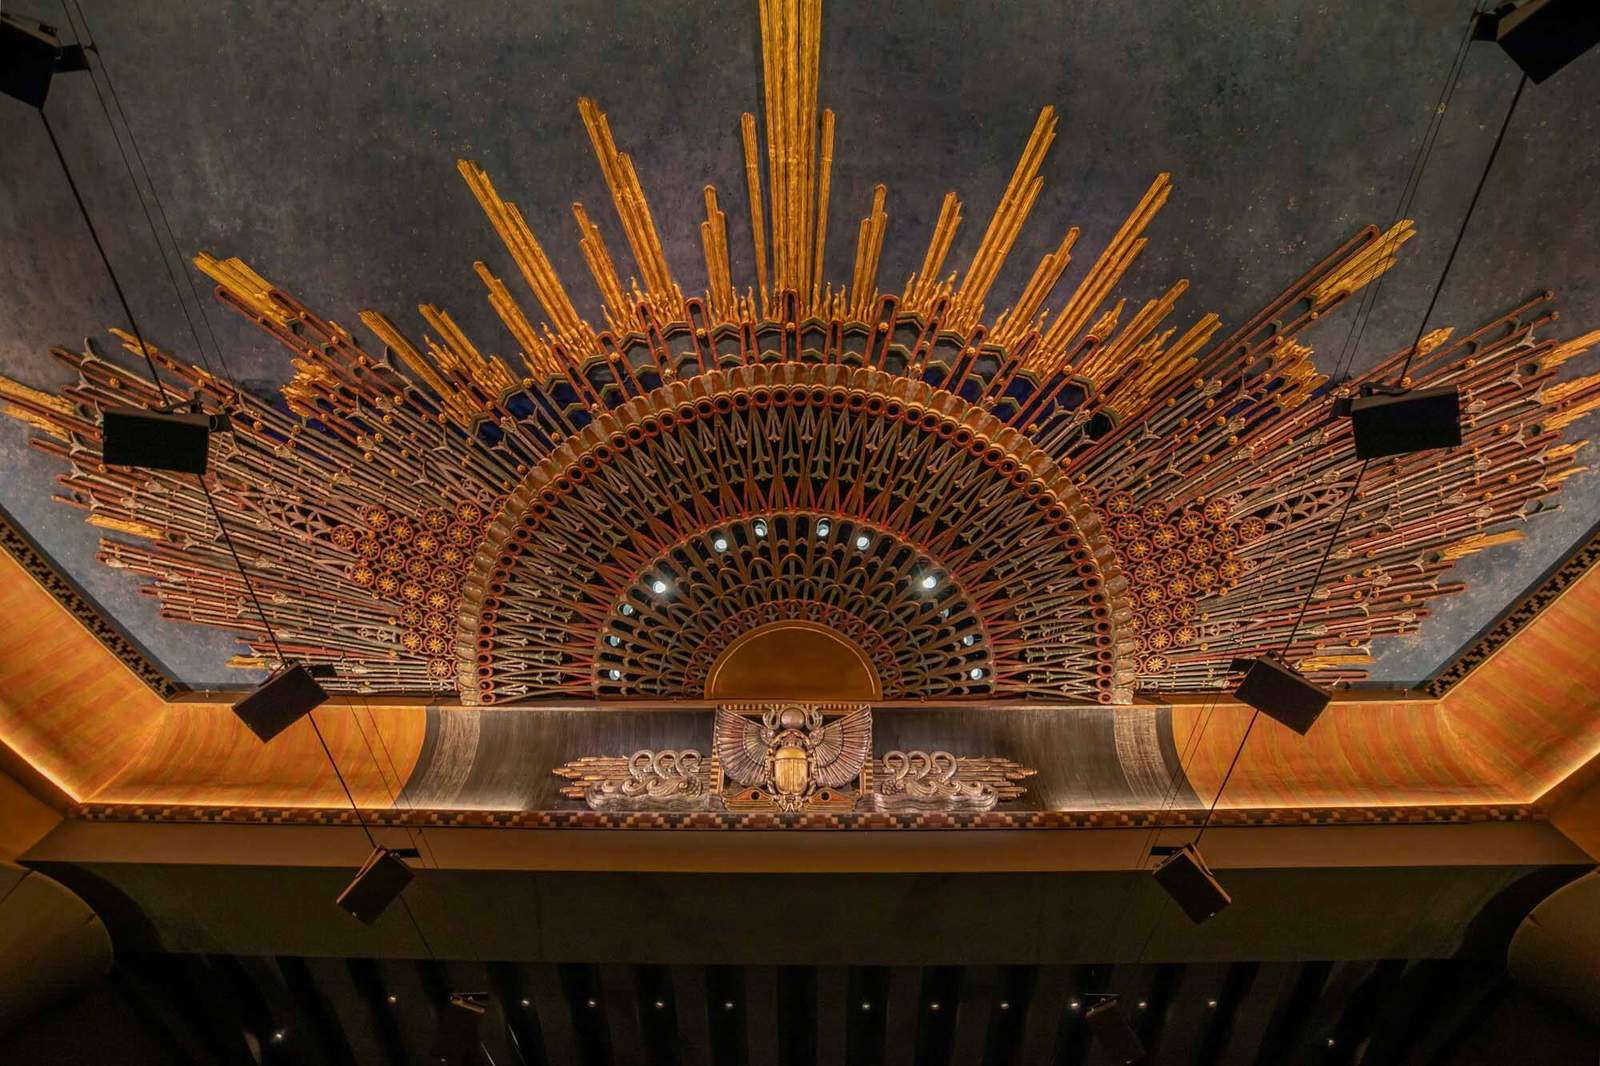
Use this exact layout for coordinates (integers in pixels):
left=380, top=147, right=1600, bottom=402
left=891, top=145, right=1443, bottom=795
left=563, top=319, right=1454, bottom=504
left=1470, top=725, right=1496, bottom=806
left=4, top=0, right=1598, bottom=705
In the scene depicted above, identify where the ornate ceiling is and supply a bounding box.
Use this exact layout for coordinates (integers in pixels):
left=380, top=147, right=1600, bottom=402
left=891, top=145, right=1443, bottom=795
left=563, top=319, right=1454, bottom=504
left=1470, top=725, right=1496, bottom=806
left=1, top=0, right=1599, bottom=698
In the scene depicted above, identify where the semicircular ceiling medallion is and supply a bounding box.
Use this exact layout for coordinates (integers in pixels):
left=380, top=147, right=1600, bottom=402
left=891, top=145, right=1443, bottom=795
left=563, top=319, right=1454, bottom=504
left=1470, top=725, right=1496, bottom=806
left=4, top=0, right=1597, bottom=706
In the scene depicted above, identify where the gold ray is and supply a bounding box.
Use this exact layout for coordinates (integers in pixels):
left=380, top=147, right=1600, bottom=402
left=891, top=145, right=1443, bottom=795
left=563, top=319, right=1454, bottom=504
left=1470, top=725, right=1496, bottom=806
left=572, top=203, right=631, bottom=331
left=472, top=262, right=556, bottom=378
left=906, top=193, right=964, bottom=314
left=701, top=186, right=736, bottom=319
left=741, top=112, right=771, bottom=313
left=457, top=160, right=590, bottom=347
left=1308, top=220, right=1415, bottom=308
left=849, top=185, right=888, bottom=319
left=1039, top=174, right=1172, bottom=361
left=193, top=253, right=290, bottom=326
left=811, top=108, right=836, bottom=307
left=993, top=227, right=1079, bottom=346
left=951, top=106, right=1059, bottom=330
left=577, top=98, right=678, bottom=307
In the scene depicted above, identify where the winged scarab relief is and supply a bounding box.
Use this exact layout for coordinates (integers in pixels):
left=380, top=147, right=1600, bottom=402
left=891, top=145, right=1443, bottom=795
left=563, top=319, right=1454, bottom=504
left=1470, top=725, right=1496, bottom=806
left=552, top=703, right=1035, bottom=814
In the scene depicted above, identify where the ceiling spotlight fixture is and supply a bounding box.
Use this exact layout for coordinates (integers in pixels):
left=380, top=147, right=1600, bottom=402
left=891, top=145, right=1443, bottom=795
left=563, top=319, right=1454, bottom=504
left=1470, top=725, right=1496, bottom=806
left=753, top=520, right=768, bottom=538
left=520, top=999, right=531, bottom=1008
left=387, top=994, right=398, bottom=1004
left=999, top=1000, right=1011, bottom=1011
left=607, top=634, right=621, bottom=646
left=969, top=667, right=985, bottom=680
left=586, top=998, right=598, bottom=1009
left=271, top=1030, right=286, bottom=1044
left=1070, top=1000, right=1081, bottom=1011
left=608, top=669, right=621, bottom=680
left=855, top=534, right=870, bottom=550
left=723, top=1000, right=735, bottom=1011
left=620, top=603, right=635, bottom=616
left=654, top=1000, right=666, bottom=1010
left=962, top=634, right=976, bottom=646
left=928, top=1001, right=941, bottom=1012
left=1207, top=999, right=1218, bottom=1009
left=651, top=578, right=669, bottom=595
left=816, top=519, right=830, bottom=537
left=920, top=574, right=938, bottom=590
left=713, top=536, right=729, bottom=552
left=860, top=1001, right=872, bottom=1011
left=1138, top=1000, right=1147, bottom=1009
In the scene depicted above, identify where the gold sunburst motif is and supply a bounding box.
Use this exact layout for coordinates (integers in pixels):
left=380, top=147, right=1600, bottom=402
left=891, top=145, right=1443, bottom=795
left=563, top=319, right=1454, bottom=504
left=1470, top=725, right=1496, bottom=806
left=5, top=0, right=1600, bottom=704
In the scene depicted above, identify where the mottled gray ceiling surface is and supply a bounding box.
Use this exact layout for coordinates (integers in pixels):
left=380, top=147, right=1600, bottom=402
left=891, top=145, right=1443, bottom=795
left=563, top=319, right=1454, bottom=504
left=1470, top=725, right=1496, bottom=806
left=2, top=0, right=1597, bottom=688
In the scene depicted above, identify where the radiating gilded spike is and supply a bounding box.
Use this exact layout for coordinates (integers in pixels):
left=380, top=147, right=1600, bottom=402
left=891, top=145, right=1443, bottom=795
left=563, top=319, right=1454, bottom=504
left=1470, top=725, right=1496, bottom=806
left=701, top=186, right=736, bottom=320
left=811, top=109, right=836, bottom=309
left=577, top=98, right=678, bottom=309
left=572, top=203, right=631, bottom=332
left=906, top=193, right=964, bottom=314
left=1041, top=174, right=1171, bottom=358
left=994, top=228, right=1079, bottom=346
left=473, top=262, right=556, bottom=378
left=952, top=106, right=1058, bottom=329
left=193, top=253, right=290, bottom=326
left=1308, top=220, right=1414, bottom=307
left=849, top=185, right=888, bottom=319
left=741, top=113, right=771, bottom=313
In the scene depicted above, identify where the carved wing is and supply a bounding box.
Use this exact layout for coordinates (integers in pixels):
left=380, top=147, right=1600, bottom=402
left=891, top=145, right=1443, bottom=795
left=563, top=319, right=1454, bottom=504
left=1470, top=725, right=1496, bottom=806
left=811, top=706, right=872, bottom=788
left=714, top=708, right=769, bottom=786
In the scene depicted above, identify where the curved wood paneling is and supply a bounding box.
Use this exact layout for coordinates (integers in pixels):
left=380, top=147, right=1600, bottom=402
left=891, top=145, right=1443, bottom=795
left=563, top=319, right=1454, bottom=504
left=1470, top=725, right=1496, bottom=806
left=1173, top=698, right=1508, bottom=809
left=0, top=551, right=163, bottom=799
left=99, top=701, right=426, bottom=808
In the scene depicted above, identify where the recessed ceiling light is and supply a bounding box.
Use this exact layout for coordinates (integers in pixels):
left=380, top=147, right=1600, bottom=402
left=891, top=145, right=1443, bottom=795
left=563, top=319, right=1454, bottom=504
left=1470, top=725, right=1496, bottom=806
left=962, top=634, right=975, bottom=646
left=713, top=536, right=729, bottom=551
left=586, top=998, right=597, bottom=1008
left=651, top=579, right=668, bottom=594
left=386, top=994, right=397, bottom=1004
left=608, top=669, right=621, bottom=680
left=920, top=574, right=938, bottom=590
left=621, top=603, right=635, bottom=616
left=607, top=634, right=621, bottom=646
left=860, top=1001, right=872, bottom=1011
left=969, top=667, right=984, bottom=680
left=723, top=1000, right=735, bottom=1010
left=753, top=520, right=767, bottom=537
left=928, top=1001, right=941, bottom=1012
left=855, top=534, right=870, bottom=549
left=998, top=1000, right=1010, bottom=1011
left=816, top=520, right=830, bottom=536
left=654, top=1000, right=665, bottom=1010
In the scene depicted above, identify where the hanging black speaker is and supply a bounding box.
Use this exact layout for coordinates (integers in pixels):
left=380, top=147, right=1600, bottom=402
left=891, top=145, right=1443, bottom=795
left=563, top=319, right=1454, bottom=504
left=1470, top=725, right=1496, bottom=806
left=1152, top=843, right=1232, bottom=924
left=1476, top=0, right=1600, bottom=83
left=336, top=846, right=414, bottom=924
left=1085, top=997, right=1146, bottom=1064
left=101, top=407, right=214, bottom=475
left=1231, top=655, right=1331, bottom=735
left=1343, top=385, right=1460, bottom=460
left=232, top=663, right=328, bottom=742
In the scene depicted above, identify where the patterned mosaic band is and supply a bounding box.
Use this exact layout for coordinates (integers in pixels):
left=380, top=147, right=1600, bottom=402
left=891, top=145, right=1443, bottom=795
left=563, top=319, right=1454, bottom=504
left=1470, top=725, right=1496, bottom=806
left=69, top=802, right=1541, bottom=831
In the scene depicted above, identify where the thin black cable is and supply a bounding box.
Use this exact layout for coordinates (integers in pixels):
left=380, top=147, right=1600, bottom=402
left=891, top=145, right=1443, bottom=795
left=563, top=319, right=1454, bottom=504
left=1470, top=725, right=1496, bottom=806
left=1329, top=3, right=1481, bottom=385
left=1397, top=73, right=1527, bottom=382
left=198, top=481, right=379, bottom=848
left=38, top=110, right=172, bottom=406
left=1192, top=457, right=1371, bottom=848
left=55, top=0, right=216, bottom=383
left=62, top=0, right=237, bottom=387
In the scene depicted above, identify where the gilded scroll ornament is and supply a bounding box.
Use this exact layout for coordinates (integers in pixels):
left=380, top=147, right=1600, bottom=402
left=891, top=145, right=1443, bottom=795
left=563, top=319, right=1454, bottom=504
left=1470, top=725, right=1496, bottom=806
left=552, top=703, right=1035, bottom=814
